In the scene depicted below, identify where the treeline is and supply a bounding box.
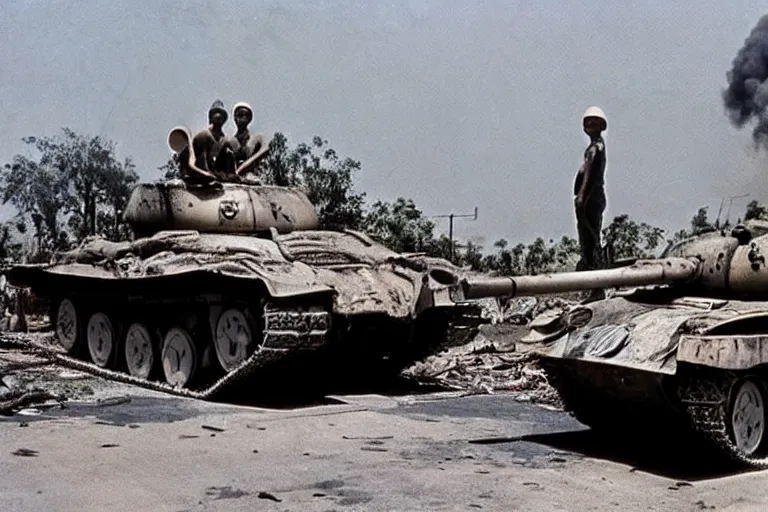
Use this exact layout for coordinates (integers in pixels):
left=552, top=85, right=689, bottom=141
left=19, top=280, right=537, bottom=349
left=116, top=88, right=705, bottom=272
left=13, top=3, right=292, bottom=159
left=0, top=129, right=138, bottom=262
left=0, top=127, right=762, bottom=275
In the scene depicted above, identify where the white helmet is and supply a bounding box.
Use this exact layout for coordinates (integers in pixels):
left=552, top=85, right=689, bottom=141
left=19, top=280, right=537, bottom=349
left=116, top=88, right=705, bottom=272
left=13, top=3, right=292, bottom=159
left=582, top=106, right=607, bottom=129
left=232, top=102, right=253, bottom=116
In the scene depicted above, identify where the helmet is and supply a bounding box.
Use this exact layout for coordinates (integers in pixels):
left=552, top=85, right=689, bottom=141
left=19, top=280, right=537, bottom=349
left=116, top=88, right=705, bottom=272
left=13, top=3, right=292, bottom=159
left=208, top=99, right=228, bottom=120
left=232, top=102, right=253, bottom=117
left=582, top=106, right=607, bottom=130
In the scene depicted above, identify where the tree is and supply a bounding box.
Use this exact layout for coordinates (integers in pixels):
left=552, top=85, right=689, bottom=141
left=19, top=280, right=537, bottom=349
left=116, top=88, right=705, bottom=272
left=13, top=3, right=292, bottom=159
left=159, top=154, right=181, bottom=180
left=744, top=200, right=768, bottom=222
left=602, top=213, right=665, bottom=261
left=484, top=239, right=514, bottom=275
left=96, top=160, right=139, bottom=241
left=523, top=237, right=554, bottom=275
left=0, top=128, right=139, bottom=257
left=690, top=206, right=714, bottom=235
left=458, top=240, right=485, bottom=270
left=1, top=153, right=71, bottom=254
left=48, top=129, right=138, bottom=240
left=0, top=222, right=23, bottom=262
left=261, top=133, right=366, bottom=229
left=663, top=206, right=717, bottom=248
left=550, top=235, right=580, bottom=269
left=363, top=198, right=436, bottom=253
left=425, top=234, right=453, bottom=261
left=260, top=132, right=295, bottom=187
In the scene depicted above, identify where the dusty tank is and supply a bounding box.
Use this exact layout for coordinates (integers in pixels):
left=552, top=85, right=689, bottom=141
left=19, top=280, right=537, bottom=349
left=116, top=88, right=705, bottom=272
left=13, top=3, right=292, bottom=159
left=460, top=220, right=768, bottom=467
left=4, top=126, right=482, bottom=402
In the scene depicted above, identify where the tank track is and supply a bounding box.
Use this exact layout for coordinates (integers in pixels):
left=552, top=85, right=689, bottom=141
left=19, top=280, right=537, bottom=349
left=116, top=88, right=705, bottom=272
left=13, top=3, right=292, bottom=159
left=677, top=367, right=768, bottom=469
left=12, top=302, right=479, bottom=402
left=19, top=304, right=332, bottom=401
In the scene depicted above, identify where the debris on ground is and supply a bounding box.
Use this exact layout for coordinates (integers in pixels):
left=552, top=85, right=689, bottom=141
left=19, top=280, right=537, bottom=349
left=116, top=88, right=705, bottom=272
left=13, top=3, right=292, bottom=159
left=476, top=296, right=579, bottom=326
left=12, top=448, right=39, bottom=457
left=257, top=491, right=281, bottom=502
left=403, top=295, right=585, bottom=406
left=0, top=389, right=60, bottom=416
left=402, top=332, right=562, bottom=407
left=0, top=332, right=146, bottom=410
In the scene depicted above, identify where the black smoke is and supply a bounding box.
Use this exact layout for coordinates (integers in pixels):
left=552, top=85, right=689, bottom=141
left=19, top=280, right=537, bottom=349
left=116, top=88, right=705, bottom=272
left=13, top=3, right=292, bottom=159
left=723, top=15, right=768, bottom=148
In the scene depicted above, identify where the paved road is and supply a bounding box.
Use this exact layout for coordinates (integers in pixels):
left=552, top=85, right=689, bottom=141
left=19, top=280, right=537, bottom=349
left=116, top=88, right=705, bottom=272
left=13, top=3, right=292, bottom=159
left=1, top=390, right=767, bottom=512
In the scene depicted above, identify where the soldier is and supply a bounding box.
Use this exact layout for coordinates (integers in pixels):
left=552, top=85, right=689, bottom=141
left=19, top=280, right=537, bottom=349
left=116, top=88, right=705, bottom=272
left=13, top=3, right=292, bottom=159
left=573, top=106, right=608, bottom=279
left=229, top=102, right=269, bottom=178
left=185, top=99, right=236, bottom=185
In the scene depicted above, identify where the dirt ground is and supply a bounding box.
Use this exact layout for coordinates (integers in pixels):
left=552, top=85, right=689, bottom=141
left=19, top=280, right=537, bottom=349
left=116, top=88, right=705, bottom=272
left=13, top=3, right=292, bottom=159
left=2, top=318, right=768, bottom=511
left=2, top=382, right=768, bottom=511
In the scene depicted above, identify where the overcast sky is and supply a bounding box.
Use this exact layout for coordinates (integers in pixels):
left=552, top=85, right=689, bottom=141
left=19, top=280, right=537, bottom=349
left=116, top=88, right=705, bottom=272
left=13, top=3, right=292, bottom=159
left=1, top=0, right=767, bottom=249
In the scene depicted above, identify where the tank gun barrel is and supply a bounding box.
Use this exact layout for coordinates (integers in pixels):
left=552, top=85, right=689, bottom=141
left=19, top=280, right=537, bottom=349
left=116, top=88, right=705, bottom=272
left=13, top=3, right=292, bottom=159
left=460, top=257, right=701, bottom=300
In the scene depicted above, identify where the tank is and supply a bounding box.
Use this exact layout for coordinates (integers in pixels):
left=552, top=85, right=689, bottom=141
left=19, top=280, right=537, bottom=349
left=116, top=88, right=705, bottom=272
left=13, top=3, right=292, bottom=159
left=460, top=220, right=768, bottom=467
left=4, top=126, right=483, bottom=402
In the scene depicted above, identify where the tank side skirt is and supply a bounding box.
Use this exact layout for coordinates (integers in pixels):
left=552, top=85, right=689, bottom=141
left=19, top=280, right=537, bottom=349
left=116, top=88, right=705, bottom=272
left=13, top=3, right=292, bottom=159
left=678, top=334, right=768, bottom=371
left=11, top=268, right=334, bottom=303
left=538, top=357, right=682, bottom=423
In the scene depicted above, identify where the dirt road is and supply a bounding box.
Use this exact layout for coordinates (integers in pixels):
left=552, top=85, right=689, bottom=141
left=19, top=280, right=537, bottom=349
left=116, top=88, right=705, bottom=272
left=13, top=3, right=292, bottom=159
left=2, top=385, right=767, bottom=512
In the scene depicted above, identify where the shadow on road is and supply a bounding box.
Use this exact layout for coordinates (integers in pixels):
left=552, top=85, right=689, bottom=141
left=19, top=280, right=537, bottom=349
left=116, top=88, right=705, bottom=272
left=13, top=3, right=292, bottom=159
left=225, top=376, right=451, bottom=409
left=520, top=429, right=761, bottom=481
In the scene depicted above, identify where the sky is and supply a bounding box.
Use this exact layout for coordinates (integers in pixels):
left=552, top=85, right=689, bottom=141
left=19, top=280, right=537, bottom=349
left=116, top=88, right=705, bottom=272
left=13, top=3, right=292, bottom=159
left=1, top=0, right=767, bottom=249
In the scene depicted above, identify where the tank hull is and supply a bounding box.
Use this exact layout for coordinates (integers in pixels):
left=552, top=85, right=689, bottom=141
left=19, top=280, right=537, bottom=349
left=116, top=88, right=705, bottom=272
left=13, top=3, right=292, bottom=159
left=523, top=291, right=768, bottom=467
left=7, top=229, right=483, bottom=400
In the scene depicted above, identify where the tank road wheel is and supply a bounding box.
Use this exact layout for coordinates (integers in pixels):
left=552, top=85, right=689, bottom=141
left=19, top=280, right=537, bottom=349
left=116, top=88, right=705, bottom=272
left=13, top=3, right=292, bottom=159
left=124, top=323, right=158, bottom=380
left=161, top=327, right=198, bottom=388
left=86, top=312, right=118, bottom=368
left=729, top=378, right=767, bottom=457
left=55, top=298, right=80, bottom=354
left=213, top=308, right=256, bottom=371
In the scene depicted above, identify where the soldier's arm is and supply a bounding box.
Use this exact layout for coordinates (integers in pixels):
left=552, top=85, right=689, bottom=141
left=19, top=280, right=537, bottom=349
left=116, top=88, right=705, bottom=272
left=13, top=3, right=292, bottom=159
left=235, top=133, right=270, bottom=176
left=576, top=146, right=596, bottom=202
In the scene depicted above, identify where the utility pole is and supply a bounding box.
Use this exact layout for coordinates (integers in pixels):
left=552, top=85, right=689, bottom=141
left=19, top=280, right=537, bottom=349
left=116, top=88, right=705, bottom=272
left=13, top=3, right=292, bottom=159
left=432, top=207, right=478, bottom=263
left=725, top=193, right=750, bottom=227
left=715, top=197, right=725, bottom=229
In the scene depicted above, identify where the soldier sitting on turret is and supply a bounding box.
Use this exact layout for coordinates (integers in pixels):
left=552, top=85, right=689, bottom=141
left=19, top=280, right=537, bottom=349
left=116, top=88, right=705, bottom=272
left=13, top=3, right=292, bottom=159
left=192, top=99, right=238, bottom=178
left=228, top=102, right=269, bottom=181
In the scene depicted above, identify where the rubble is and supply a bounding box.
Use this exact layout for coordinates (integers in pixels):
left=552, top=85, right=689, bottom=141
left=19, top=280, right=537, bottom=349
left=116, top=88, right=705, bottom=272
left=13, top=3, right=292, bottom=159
left=0, top=389, right=59, bottom=416
left=401, top=295, right=582, bottom=407
left=0, top=332, right=142, bottom=411
left=475, top=297, right=537, bottom=325
left=475, top=295, right=578, bottom=326
left=402, top=331, right=562, bottom=407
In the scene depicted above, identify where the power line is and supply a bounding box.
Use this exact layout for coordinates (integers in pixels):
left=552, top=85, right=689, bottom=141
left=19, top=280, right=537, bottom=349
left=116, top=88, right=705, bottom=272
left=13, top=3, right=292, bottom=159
left=431, top=207, right=478, bottom=263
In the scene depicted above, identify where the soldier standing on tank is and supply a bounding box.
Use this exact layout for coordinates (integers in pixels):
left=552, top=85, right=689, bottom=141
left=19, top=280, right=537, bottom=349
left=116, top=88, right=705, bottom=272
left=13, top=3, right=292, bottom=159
left=229, top=102, right=269, bottom=179
left=573, top=106, right=608, bottom=279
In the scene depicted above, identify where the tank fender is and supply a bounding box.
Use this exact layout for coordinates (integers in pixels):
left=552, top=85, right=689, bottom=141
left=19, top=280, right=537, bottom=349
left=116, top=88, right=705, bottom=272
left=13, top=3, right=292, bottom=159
left=678, top=333, right=768, bottom=371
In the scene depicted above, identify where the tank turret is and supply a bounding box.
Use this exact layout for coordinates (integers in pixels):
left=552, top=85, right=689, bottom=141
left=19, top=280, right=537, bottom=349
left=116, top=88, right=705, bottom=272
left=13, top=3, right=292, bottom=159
left=122, top=182, right=320, bottom=237
left=122, top=126, right=319, bottom=237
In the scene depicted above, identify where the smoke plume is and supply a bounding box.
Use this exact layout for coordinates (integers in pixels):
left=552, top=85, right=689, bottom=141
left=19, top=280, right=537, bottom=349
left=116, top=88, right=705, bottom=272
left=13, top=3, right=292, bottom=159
left=723, top=14, right=768, bottom=148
